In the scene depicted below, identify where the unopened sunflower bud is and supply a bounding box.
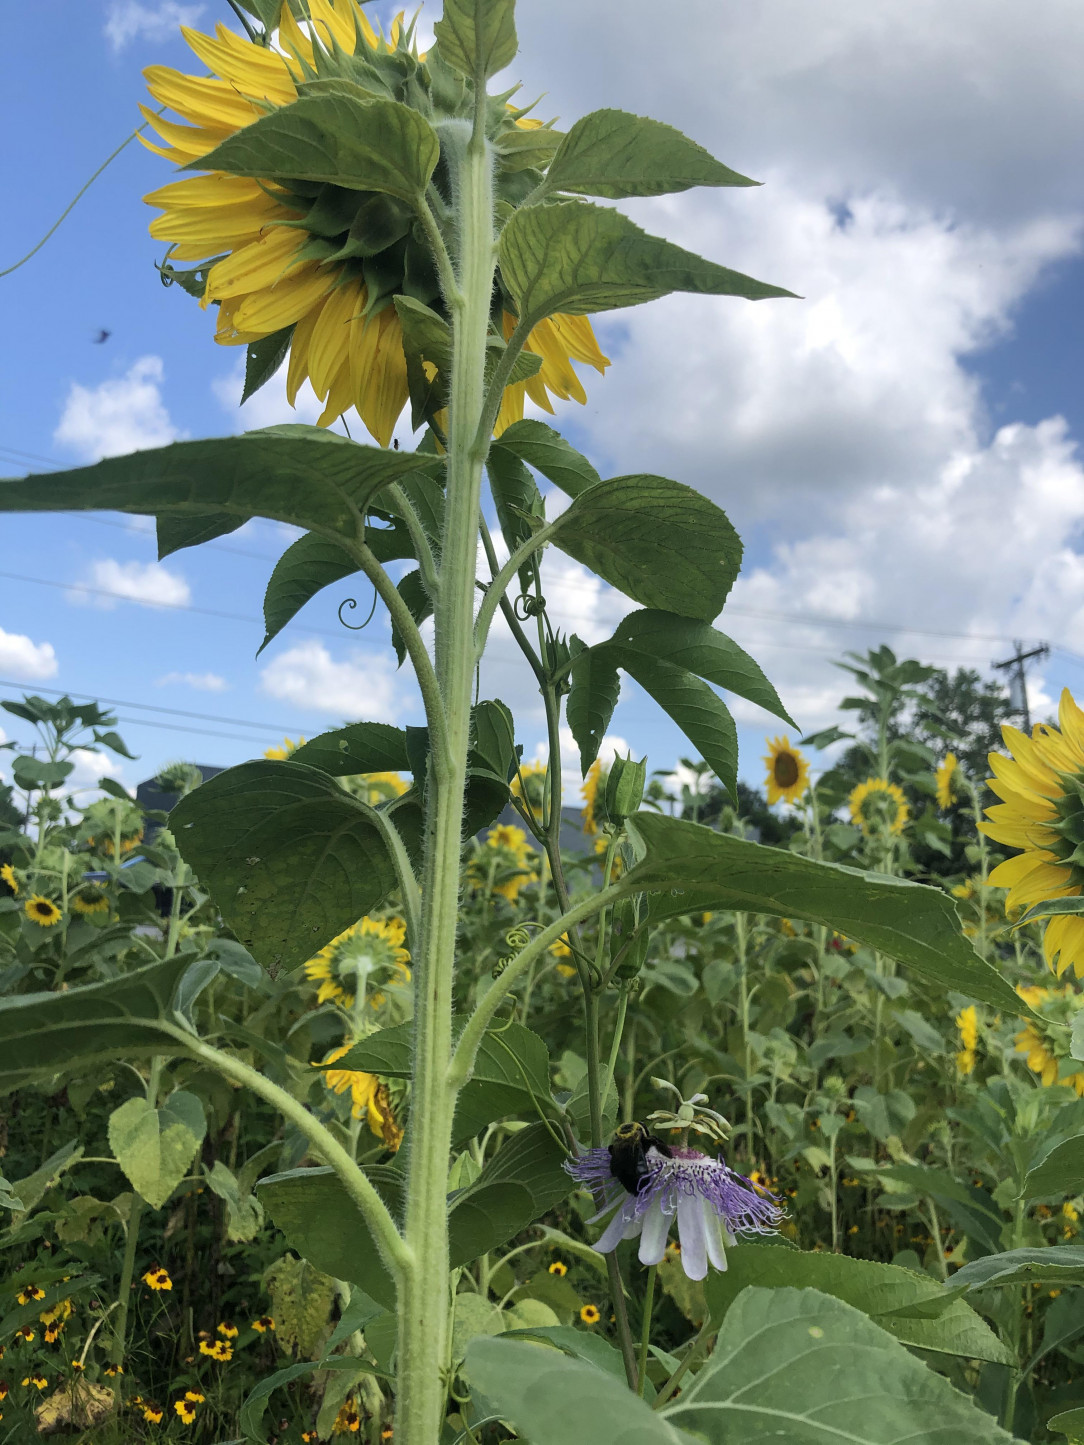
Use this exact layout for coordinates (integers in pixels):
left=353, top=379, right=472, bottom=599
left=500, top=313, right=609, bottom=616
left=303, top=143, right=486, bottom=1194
left=603, top=754, right=646, bottom=822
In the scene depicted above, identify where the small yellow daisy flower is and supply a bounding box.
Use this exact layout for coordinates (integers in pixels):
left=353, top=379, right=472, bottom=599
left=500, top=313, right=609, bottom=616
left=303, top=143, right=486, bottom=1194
left=251, top=1315, right=275, bottom=1333
left=548, top=1260, right=568, bottom=1276
left=175, top=1398, right=199, bottom=1424
left=216, top=1321, right=238, bottom=1339
left=580, top=1304, right=601, bottom=1326
left=16, top=1284, right=45, bottom=1305
left=142, top=1267, right=172, bottom=1291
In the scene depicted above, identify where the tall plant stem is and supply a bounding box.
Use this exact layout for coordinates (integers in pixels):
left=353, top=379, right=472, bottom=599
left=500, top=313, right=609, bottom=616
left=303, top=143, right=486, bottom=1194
left=637, top=1265, right=657, bottom=1397
left=395, top=113, right=496, bottom=1445
left=110, top=1057, right=162, bottom=1368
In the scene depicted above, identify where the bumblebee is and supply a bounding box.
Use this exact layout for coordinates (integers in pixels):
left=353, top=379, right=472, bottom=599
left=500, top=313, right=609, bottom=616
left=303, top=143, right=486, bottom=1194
left=608, top=1121, right=672, bottom=1195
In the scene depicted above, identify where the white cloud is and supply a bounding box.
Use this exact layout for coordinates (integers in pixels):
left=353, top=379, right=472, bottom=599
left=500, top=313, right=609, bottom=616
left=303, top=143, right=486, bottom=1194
left=104, top=2, right=203, bottom=52
left=66, top=748, right=131, bottom=799
left=260, top=640, right=401, bottom=721
left=70, top=559, right=191, bottom=610
left=0, top=627, right=58, bottom=682
left=54, top=356, right=180, bottom=462
left=156, top=671, right=229, bottom=692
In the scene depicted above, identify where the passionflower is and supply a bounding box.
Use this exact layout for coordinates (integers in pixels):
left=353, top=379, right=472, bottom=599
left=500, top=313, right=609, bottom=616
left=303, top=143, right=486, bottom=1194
left=763, top=735, right=810, bottom=806
left=566, top=1139, right=783, bottom=1281
left=981, top=691, right=1084, bottom=977
left=140, top=2, right=608, bottom=444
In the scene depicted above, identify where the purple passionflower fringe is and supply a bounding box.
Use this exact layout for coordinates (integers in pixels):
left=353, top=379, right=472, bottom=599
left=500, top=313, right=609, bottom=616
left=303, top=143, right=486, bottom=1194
left=565, top=1142, right=784, bottom=1280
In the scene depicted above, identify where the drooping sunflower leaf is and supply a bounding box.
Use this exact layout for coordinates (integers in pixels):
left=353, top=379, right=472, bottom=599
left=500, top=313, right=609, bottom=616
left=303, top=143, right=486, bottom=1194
left=471, top=699, right=517, bottom=781
left=662, top=1287, right=1018, bottom=1443
left=157, top=511, right=244, bottom=558
left=257, top=1164, right=405, bottom=1308
left=107, top=1089, right=207, bottom=1211
left=194, top=96, right=440, bottom=203
left=499, top=199, right=795, bottom=326
left=170, top=760, right=399, bottom=972
left=394, top=295, right=452, bottom=429
left=0, top=428, right=440, bottom=540
left=453, top=1123, right=572, bottom=1224
left=550, top=475, right=742, bottom=621
left=292, top=722, right=411, bottom=777
left=486, top=442, right=543, bottom=561
left=566, top=640, right=621, bottom=775
left=0, top=955, right=193, bottom=1086
left=606, top=610, right=795, bottom=726
left=242, top=325, right=294, bottom=403
left=544, top=109, right=758, bottom=200
left=950, top=1246, right=1084, bottom=1293
left=625, top=813, right=1025, bottom=1013
left=260, top=531, right=357, bottom=655
left=703, top=1245, right=1012, bottom=1364
left=433, top=0, right=518, bottom=80
left=495, top=418, right=601, bottom=498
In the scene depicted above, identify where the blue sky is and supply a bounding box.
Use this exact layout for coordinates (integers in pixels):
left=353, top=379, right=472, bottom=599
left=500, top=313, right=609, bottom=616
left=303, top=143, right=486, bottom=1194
left=2, top=0, right=1083, bottom=801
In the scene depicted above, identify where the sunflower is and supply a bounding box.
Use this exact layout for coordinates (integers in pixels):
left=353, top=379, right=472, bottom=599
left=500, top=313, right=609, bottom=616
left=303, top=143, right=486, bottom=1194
left=303, top=914, right=410, bottom=1008
left=935, top=752, right=959, bottom=810
left=581, top=760, right=603, bottom=837
left=511, top=759, right=548, bottom=814
left=320, top=1041, right=403, bottom=1149
left=1014, top=983, right=1084, bottom=1094
left=140, top=3, right=608, bottom=445
left=264, top=735, right=306, bottom=760
left=71, top=885, right=110, bottom=917
left=848, top=778, right=909, bottom=837
left=24, top=895, right=62, bottom=927
left=469, top=823, right=535, bottom=902
left=955, top=1005, right=978, bottom=1075
left=1, top=862, right=18, bottom=895
left=981, top=691, right=1084, bottom=977
left=763, top=735, right=810, bottom=806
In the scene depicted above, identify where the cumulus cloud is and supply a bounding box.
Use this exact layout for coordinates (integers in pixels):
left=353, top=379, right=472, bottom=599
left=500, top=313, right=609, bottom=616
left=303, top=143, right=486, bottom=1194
left=0, top=627, right=58, bottom=682
left=54, top=356, right=180, bottom=462
left=66, top=747, right=131, bottom=799
left=70, top=559, right=191, bottom=610
left=104, top=2, right=203, bottom=52
left=212, top=356, right=329, bottom=433
left=260, top=640, right=402, bottom=721
left=156, top=671, right=229, bottom=692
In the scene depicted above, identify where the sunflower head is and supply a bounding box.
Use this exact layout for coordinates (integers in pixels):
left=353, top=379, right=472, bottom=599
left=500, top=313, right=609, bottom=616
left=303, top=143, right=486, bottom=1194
left=24, top=895, right=62, bottom=928
left=763, top=736, right=810, bottom=806
left=511, top=760, right=548, bottom=813
left=848, top=778, right=909, bottom=837
left=71, top=885, right=110, bottom=917
left=981, top=691, right=1084, bottom=976
left=264, top=735, right=306, bottom=760
left=1, top=862, right=19, bottom=896
left=469, top=823, right=535, bottom=902
left=303, top=914, right=410, bottom=1009
left=1014, top=982, right=1084, bottom=1094
left=935, top=752, right=960, bottom=810
left=581, top=760, right=604, bottom=836
left=141, top=3, right=608, bottom=443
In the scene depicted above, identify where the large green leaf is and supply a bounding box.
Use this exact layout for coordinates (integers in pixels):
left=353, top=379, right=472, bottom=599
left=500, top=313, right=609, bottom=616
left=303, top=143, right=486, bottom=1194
left=486, top=442, right=542, bottom=562
left=0, top=955, right=193, bottom=1086
left=499, top=199, right=795, bottom=325
left=1050, top=1406, right=1084, bottom=1443
left=170, top=760, right=399, bottom=972
left=466, top=1335, right=687, bottom=1445
left=703, top=1245, right=1011, bottom=1364
left=625, top=813, right=1024, bottom=1012
left=107, top=1089, right=206, bottom=1211
left=257, top=1164, right=405, bottom=1308
left=610, top=652, right=739, bottom=800
left=157, top=511, right=243, bottom=557
left=544, top=109, right=758, bottom=200
left=292, top=723, right=411, bottom=777
left=333, top=1016, right=555, bottom=1142
left=195, top=95, right=439, bottom=202
left=433, top=0, right=517, bottom=79
left=260, top=532, right=358, bottom=655
left=606, top=611, right=794, bottom=726
left=663, top=1286, right=1018, bottom=1443
left=0, top=428, right=439, bottom=544
left=872, top=1164, right=1004, bottom=1257
left=951, top=1246, right=1084, bottom=1293
left=493, top=419, right=601, bottom=499
left=453, top=1123, right=572, bottom=1223
left=1022, top=1136, right=1084, bottom=1201
left=551, top=475, right=742, bottom=621
left=566, top=641, right=621, bottom=774
left=239, top=1357, right=369, bottom=1445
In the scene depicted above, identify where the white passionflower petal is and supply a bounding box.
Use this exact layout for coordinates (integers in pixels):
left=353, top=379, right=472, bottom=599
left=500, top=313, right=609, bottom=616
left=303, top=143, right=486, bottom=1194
left=703, top=1197, right=729, bottom=1272
left=595, top=1199, right=642, bottom=1254
left=676, top=1192, right=707, bottom=1279
left=638, top=1198, right=671, bottom=1266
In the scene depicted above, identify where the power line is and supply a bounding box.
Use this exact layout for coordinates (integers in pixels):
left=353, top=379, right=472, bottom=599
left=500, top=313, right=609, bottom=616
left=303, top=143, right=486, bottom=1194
left=0, top=676, right=307, bottom=737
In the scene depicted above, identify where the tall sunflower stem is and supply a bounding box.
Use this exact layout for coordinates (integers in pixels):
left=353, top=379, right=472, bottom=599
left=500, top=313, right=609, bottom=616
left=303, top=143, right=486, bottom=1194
left=395, top=114, right=496, bottom=1445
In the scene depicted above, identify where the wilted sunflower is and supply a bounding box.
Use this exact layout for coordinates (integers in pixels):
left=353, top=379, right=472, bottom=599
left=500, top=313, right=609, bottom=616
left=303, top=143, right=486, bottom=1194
left=981, top=691, right=1084, bottom=977
left=303, top=914, right=409, bottom=1009
left=140, top=2, right=608, bottom=444
left=935, top=752, right=960, bottom=810
left=848, top=778, right=909, bottom=837
left=763, top=736, right=810, bottom=806
left=320, top=1043, right=403, bottom=1149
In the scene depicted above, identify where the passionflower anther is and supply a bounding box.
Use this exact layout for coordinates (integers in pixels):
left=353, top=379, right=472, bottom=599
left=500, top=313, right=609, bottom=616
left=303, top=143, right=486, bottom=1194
left=566, top=1139, right=783, bottom=1281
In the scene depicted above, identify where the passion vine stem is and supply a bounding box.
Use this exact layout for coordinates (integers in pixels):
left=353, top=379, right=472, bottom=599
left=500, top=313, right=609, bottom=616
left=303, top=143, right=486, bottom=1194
left=394, top=107, right=498, bottom=1444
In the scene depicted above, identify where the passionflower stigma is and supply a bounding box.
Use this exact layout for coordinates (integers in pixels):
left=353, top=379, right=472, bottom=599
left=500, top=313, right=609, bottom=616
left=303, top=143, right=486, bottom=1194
left=140, top=1, right=608, bottom=445
left=981, top=691, right=1084, bottom=977
left=566, top=1134, right=783, bottom=1280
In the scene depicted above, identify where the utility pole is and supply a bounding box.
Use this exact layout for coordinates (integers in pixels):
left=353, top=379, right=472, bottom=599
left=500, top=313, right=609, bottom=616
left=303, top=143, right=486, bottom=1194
left=992, top=640, right=1049, bottom=731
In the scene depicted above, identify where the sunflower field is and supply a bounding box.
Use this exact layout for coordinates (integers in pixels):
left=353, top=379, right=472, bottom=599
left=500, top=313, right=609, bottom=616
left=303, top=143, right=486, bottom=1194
left=5, top=2, right=1084, bottom=1443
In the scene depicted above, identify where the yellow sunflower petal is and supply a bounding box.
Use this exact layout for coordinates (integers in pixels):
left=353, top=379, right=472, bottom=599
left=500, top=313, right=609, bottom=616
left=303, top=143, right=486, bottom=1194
left=145, top=66, right=268, bottom=130
left=204, top=225, right=309, bottom=303
left=180, top=23, right=297, bottom=104
left=350, top=306, right=409, bottom=445
left=137, top=103, right=231, bottom=162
